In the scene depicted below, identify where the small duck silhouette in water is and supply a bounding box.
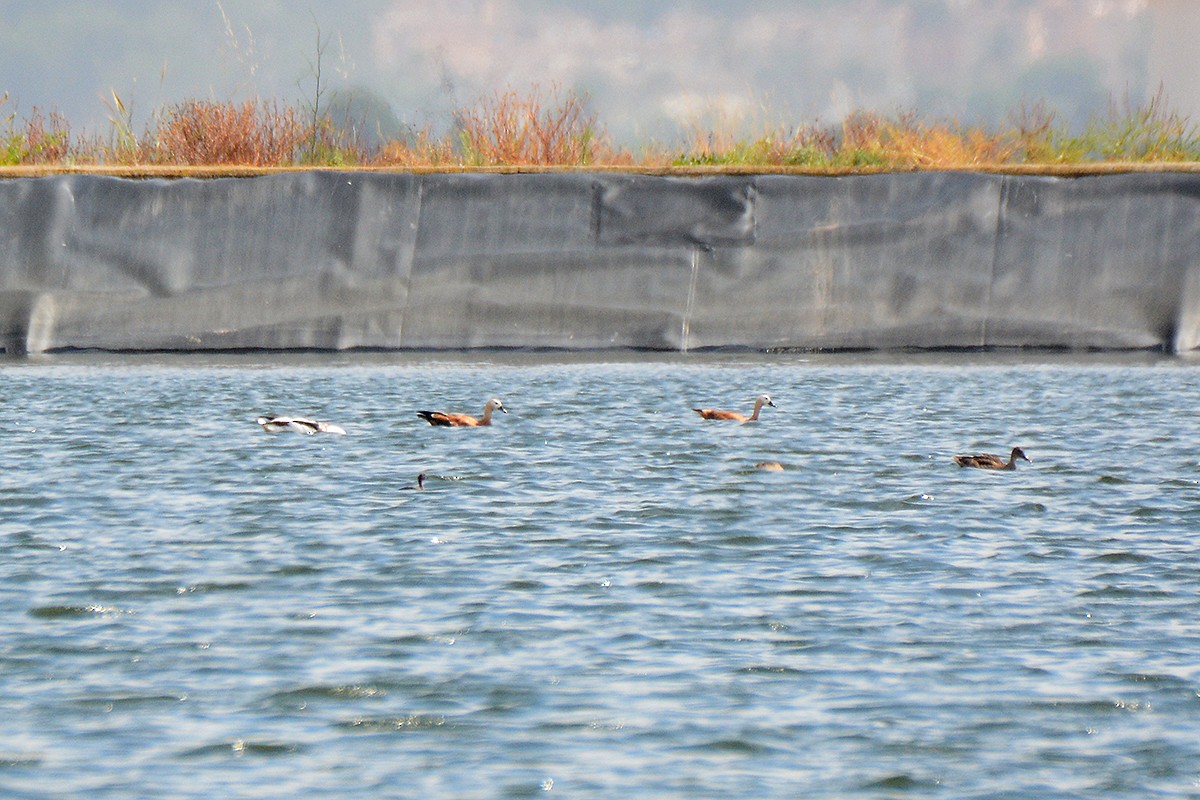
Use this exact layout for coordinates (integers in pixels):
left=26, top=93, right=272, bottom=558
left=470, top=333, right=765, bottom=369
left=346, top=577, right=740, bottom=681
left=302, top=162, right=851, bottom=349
left=693, top=394, right=776, bottom=422
left=256, top=415, right=346, bottom=435
left=755, top=461, right=785, bottom=471
left=400, top=473, right=426, bottom=491
left=417, top=398, right=507, bottom=427
left=953, top=447, right=1031, bottom=470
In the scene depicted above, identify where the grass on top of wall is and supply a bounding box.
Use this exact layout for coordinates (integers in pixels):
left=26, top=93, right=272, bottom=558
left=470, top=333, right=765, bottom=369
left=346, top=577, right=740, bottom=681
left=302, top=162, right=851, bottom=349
left=4, top=86, right=1200, bottom=173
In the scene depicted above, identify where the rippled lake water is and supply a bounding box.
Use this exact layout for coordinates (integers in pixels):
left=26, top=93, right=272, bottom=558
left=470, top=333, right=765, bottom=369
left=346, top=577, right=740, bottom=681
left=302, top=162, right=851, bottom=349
left=2, top=352, right=1199, bottom=799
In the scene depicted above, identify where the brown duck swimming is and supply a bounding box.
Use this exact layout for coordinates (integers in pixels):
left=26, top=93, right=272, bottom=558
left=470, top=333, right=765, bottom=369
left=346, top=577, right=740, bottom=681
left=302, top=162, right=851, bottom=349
left=400, top=473, right=426, bottom=491
left=693, top=393, right=776, bottom=422
left=953, top=447, right=1031, bottom=470
left=417, top=398, right=507, bottom=427
left=755, top=461, right=785, bottom=471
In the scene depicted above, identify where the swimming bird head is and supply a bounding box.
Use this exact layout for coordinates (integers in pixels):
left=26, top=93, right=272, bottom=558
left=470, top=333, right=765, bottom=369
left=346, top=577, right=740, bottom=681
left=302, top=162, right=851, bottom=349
left=756, top=394, right=776, bottom=409
left=487, top=398, right=508, bottom=414
left=1011, top=447, right=1031, bottom=463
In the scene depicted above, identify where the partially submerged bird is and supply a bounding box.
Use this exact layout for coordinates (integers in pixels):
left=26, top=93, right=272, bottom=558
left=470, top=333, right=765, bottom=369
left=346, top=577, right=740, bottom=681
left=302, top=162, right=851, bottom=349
left=417, top=398, right=507, bottom=427
left=953, top=447, right=1031, bottom=470
left=755, top=461, right=785, bottom=471
left=256, top=415, right=346, bottom=435
left=400, top=473, right=426, bottom=491
left=693, top=394, right=776, bottom=422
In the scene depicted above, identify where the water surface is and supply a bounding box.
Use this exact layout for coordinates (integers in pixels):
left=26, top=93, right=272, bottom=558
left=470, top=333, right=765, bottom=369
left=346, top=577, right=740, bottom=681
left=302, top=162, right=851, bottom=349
left=1, top=352, right=1198, bottom=798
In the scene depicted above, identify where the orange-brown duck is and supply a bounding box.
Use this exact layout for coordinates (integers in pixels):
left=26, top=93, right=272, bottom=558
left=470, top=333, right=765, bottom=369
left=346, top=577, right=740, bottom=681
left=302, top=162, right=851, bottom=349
left=693, top=394, right=776, bottom=422
left=417, top=398, right=507, bottom=427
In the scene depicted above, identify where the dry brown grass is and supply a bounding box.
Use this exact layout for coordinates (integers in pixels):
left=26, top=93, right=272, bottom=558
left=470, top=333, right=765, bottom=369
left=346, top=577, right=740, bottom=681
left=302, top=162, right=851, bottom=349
left=2, top=95, right=72, bottom=165
left=4, top=84, right=1200, bottom=172
left=17, top=107, right=71, bottom=164
left=837, top=112, right=1017, bottom=168
left=454, top=84, right=608, bottom=166
left=154, top=99, right=307, bottom=166
left=373, top=128, right=457, bottom=167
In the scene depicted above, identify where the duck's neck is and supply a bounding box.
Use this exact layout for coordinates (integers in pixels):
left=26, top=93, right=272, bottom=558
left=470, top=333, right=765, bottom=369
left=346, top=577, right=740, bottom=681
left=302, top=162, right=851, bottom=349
left=479, top=406, right=493, bottom=425
left=748, top=400, right=763, bottom=421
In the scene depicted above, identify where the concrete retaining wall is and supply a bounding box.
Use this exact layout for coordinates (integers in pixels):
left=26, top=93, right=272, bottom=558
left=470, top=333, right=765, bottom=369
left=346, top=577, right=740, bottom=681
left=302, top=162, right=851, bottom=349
left=1, top=170, right=1197, bottom=354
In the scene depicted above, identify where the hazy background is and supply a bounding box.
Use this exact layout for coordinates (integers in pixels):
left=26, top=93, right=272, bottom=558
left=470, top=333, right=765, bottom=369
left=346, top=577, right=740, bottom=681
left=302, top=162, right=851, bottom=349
left=2, top=0, right=1196, bottom=146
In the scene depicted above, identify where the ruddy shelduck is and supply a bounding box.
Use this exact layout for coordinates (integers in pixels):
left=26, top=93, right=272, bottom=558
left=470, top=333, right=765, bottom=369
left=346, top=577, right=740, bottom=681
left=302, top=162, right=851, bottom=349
left=693, top=393, right=776, bottom=422
left=755, top=461, right=785, bottom=471
left=953, top=447, right=1030, bottom=470
left=256, top=415, right=347, bottom=435
left=417, top=398, right=508, bottom=427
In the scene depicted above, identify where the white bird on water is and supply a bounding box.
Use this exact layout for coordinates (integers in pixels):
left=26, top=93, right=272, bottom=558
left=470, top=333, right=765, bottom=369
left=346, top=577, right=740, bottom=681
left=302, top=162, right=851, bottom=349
left=256, top=415, right=347, bottom=435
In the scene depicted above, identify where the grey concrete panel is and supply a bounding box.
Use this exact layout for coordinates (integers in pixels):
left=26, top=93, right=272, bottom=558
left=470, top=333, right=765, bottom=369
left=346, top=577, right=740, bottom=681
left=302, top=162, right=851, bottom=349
left=0, top=172, right=421, bottom=352
left=413, top=173, right=596, bottom=256
left=403, top=174, right=694, bottom=348
left=596, top=175, right=756, bottom=247
left=687, top=173, right=1001, bottom=349
left=1, top=170, right=1199, bottom=354
left=990, top=173, right=1200, bottom=349
left=403, top=248, right=694, bottom=350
